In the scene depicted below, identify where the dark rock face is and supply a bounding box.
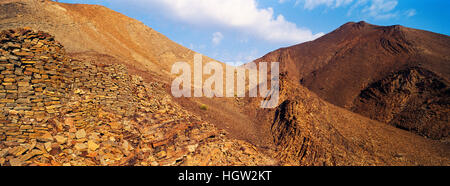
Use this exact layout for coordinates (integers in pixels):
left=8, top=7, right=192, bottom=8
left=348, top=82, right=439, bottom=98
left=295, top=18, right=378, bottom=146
left=271, top=99, right=335, bottom=165
left=270, top=88, right=375, bottom=166
left=352, top=67, right=449, bottom=140
left=265, top=79, right=450, bottom=166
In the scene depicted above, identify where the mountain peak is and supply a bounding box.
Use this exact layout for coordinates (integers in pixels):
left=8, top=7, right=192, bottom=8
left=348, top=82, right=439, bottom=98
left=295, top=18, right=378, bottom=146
left=338, top=21, right=408, bottom=33
left=256, top=19, right=450, bottom=141
left=342, top=21, right=370, bottom=28
left=354, top=20, right=368, bottom=26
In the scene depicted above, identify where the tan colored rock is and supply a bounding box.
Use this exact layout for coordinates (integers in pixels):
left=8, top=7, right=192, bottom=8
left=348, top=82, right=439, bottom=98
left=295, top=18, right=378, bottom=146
left=87, top=140, right=99, bottom=151
left=20, top=149, right=44, bottom=161
left=9, top=147, right=24, bottom=157
left=75, top=129, right=86, bottom=139
left=108, top=122, right=120, bottom=130
left=156, top=151, right=167, bottom=159
left=74, top=143, right=87, bottom=151
left=37, top=132, right=54, bottom=142
left=186, top=144, right=198, bottom=153
left=44, top=142, right=52, bottom=152
left=55, top=135, right=67, bottom=144
left=0, top=148, right=10, bottom=158
left=9, top=158, right=24, bottom=166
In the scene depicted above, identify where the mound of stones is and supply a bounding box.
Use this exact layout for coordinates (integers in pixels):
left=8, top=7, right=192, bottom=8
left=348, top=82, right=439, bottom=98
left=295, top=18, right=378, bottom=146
left=0, top=28, right=275, bottom=166
left=0, top=27, right=71, bottom=142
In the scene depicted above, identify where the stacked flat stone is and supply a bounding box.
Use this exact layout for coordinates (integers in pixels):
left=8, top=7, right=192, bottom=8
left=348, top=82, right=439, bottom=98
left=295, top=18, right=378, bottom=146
left=0, top=28, right=274, bottom=166
left=0, top=28, right=164, bottom=142
left=0, top=28, right=71, bottom=142
left=65, top=59, right=161, bottom=129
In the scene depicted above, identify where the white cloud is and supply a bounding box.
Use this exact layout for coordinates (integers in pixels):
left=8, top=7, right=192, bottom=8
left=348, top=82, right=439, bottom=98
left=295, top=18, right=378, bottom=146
left=302, top=0, right=354, bottom=10
left=361, top=0, right=398, bottom=19
left=125, top=0, right=323, bottom=44
left=212, top=32, right=224, bottom=45
left=405, top=9, right=416, bottom=17
left=298, top=0, right=402, bottom=19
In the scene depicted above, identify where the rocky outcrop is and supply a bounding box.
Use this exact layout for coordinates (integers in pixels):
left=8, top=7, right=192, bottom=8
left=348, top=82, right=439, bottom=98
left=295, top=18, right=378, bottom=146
left=0, top=28, right=275, bottom=166
left=270, top=89, right=376, bottom=166
left=272, top=99, right=356, bottom=166
left=352, top=67, right=449, bottom=140
left=263, top=78, right=450, bottom=166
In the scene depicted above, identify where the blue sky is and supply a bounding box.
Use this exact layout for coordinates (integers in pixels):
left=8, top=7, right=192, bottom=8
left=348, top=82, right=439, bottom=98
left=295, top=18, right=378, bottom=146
left=60, top=0, right=449, bottom=66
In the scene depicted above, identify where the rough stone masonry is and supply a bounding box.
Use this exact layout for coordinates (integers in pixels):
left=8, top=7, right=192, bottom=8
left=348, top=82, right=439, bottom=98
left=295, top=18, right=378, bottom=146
left=0, top=28, right=275, bottom=166
left=0, top=27, right=151, bottom=143
left=0, top=27, right=71, bottom=142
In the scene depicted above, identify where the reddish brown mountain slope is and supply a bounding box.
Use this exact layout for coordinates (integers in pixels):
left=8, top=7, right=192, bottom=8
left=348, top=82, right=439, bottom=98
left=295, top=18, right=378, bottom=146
left=256, top=21, right=450, bottom=140
left=0, top=0, right=260, bottom=149
left=1, top=1, right=448, bottom=166
left=262, top=79, right=449, bottom=165
left=0, top=0, right=215, bottom=76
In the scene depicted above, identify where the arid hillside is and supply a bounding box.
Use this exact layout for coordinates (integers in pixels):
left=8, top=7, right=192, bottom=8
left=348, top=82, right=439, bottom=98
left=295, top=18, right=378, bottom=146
left=249, top=78, right=449, bottom=165
left=256, top=21, right=449, bottom=140
left=0, top=28, right=276, bottom=166
left=0, top=0, right=216, bottom=77
left=0, top=0, right=448, bottom=166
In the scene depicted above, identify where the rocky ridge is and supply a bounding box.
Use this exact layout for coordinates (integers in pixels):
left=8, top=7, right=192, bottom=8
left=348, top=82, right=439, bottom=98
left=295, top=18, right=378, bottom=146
left=251, top=77, right=450, bottom=166
left=352, top=67, right=449, bottom=140
left=0, top=28, right=275, bottom=166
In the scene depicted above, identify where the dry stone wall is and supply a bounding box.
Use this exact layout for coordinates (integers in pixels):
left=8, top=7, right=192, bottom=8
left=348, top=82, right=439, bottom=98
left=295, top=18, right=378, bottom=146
left=0, top=28, right=275, bottom=166
left=0, top=28, right=71, bottom=142
left=0, top=27, right=173, bottom=142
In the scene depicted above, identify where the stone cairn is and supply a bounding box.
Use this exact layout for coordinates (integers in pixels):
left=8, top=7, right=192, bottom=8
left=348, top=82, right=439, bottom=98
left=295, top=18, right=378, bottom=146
left=0, top=28, right=71, bottom=142
left=0, top=28, right=274, bottom=166
left=0, top=27, right=155, bottom=143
